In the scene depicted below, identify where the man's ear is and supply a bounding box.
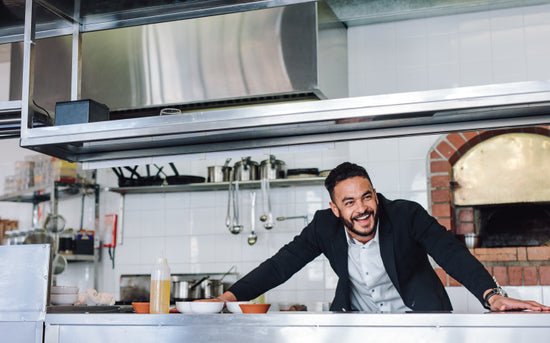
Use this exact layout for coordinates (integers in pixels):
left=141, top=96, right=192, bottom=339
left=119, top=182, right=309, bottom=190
left=329, top=201, right=340, bottom=218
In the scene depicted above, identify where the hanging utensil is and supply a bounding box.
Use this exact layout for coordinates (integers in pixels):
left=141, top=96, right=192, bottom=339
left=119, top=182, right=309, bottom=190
left=43, top=213, right=66, bottom=233
left=264, top=179, right=273, bottom=230
left=260, top=178, right=267, bottom=222
left=52, top=254, right=67, bottom=275
left=248, top=191, right=258, bottom=245
left=230, top=181, right=243, bottom=234
left=219, top=265, right=236, bottom=282
left=226, top=170, right=234, bottom=230
left=277, top=215, right=309, bottom=227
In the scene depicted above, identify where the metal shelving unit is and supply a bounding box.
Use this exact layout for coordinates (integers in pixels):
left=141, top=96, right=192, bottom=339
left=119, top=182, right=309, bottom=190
left=0, top=181, right=101, bottom=289
left=109, top=177, right=326, bottom=195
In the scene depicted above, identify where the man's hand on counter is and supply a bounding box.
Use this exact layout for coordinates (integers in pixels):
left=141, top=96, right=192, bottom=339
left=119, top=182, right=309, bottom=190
left=216, top=291, right=237, bottom=302
left=195, top=291, right=237, bottom=303
left=487, top=294, right=550, bottom=312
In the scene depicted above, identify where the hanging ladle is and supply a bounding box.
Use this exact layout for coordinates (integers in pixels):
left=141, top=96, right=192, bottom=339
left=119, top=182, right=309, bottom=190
left=225, top=170, right=234, bottom=230
left=229, top=180, right=243, bottom=234
left=260, top=178, right=268, bottom=222
left=248, top=191, right=258, bottom=245
left=264, top=179, right=273, bottom=230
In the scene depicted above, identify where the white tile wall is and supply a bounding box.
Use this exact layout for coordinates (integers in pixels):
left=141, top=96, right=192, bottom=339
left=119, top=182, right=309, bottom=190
left=3, top=3, right=550, bottom=312
left=349, top=3, right=550, bottom=96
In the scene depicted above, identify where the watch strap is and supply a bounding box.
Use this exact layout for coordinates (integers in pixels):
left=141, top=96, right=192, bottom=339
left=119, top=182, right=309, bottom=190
left=483, top=287, right=508, bottom=309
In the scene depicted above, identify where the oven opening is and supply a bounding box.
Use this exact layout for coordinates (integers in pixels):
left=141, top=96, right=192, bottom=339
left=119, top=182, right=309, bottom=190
left=477, top=203, right=550, bottom=248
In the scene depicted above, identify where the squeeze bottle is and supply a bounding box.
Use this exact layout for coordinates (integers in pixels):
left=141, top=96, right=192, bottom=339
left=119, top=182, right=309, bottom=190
left=150, top=257, right=171, bottom=314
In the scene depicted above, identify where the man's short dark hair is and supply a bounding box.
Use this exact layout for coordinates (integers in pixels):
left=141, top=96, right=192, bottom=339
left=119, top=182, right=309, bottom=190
left=324, top=162, right=373, bottom=200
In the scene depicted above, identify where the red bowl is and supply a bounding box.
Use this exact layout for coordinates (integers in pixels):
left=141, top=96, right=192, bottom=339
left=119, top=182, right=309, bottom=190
left=239, top=303, right=271, bottom=313
left=132, top=302, right=150, bottom=314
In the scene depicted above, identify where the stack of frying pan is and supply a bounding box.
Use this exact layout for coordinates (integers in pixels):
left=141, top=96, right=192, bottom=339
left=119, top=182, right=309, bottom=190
left=112, top=163, right=205, bottom=187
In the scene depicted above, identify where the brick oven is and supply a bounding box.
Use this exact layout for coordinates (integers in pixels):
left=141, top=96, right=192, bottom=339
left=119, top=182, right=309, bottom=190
left=428, top=126, right=550, bottom=288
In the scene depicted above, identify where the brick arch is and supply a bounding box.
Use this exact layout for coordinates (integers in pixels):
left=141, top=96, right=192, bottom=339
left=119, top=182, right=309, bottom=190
left=427, top=126, right=550, bottom=233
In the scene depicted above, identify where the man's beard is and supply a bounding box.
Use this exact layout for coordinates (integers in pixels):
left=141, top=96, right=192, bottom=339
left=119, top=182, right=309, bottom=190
left=340, top=210, right=377, bottom=237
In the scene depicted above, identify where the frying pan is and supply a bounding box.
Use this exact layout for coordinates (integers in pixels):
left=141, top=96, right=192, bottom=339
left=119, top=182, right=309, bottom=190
left=138, top=164, right=164, bottom=186
left=113, top=166, right=164, bottom=187
left=165, top=163, right=205, bottom=185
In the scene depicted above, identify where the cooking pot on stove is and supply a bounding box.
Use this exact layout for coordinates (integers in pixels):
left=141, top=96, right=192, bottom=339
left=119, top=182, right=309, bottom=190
left=202, top=279, right=225, bottom=299
left=172, top=276, right=209, bottom=300
left=260, top=155, right=287, bottom=180
left=233, top=157, right=259, bottom=181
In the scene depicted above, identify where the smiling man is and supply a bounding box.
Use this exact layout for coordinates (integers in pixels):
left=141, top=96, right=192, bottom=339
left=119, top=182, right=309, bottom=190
left=220, top=162, right=549, bottom=312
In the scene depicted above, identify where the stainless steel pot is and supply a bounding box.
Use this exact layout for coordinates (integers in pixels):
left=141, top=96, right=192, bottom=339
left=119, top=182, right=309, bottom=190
left=233, top=157, right=259, bottom=181
left=172, top=276, right=208, bottom=300
left=207, top=158, right=232, bottom=182
left=202, top=279, right=224, bottom=299
left=260, top=155, right=287, bottom=179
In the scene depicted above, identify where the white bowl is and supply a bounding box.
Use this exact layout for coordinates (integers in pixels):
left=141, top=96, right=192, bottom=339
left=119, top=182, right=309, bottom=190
left=226, top=301, right=253, bottom=313
left=51, top=293, right=78, bottom=305
left=189, top=302, right=224, bottom=314
left=175, top=301, right=193, bottom=313
left=51, top=285, right=78, bottom=294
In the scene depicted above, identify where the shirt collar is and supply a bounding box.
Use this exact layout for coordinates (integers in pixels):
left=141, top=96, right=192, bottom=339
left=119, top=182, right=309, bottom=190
left=344, top=220, right=380, bottom=246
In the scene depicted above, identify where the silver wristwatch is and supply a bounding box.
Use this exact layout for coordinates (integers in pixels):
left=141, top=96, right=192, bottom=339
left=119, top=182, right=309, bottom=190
left=483, top=277, right=508, bottom=310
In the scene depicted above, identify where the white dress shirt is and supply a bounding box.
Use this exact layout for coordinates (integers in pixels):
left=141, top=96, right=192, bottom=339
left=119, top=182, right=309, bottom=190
left=346, top=223, right=410, bottom=313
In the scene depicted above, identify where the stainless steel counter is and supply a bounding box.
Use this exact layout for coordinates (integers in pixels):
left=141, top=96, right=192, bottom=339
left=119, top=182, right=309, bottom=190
left=45, top=312, right=550, bottom=343
left=0, top=245, right=50, bottom=343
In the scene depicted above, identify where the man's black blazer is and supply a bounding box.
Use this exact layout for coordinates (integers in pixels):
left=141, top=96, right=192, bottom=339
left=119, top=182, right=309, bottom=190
left=228, top=194, right=496, bottom=311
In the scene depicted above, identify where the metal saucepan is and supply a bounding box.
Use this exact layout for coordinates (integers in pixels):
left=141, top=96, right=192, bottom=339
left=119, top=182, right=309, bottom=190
left=260, top=155, right=287, bottom=180
left=202, top=279, right=225, bottom=299
left=233, top=157, right=259, bottom=181
left=172, top=275, right=209, bottom=300
left=207, top=158, right=232, bottom=182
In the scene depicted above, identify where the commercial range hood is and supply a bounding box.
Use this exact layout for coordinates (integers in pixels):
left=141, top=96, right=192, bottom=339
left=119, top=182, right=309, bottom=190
left=10, top=1, right=347, bottom=121
left=8, top=0, right=550, bottom=165
left=80, top=2, right=348, bottom=116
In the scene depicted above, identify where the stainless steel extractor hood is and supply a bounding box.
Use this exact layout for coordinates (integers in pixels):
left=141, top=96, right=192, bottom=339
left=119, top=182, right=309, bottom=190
left=11, top=0, right=550, bottom=165
left=10, top=2, right=347, bottom=119
left=83, top=2, right=347, bottom=115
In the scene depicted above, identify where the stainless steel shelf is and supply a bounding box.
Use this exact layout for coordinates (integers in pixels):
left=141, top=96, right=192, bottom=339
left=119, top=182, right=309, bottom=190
left=109, top=177, right=326, bottom=194
left=19, top=81, right=550, bottom=165
left=62, top=253, right=95, bottom=262
left=0, top=182, right=95, bottom=203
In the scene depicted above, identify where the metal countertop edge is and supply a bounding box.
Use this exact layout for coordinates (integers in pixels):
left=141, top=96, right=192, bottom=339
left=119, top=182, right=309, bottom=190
left=44, top=312, right=550, bottom=327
